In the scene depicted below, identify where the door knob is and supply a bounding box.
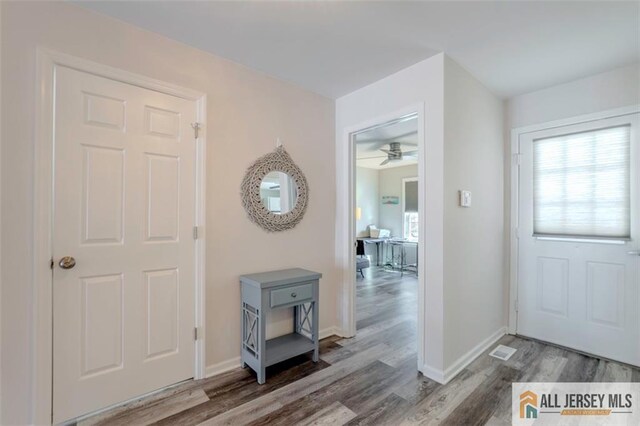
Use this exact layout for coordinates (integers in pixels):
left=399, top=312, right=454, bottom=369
left=627, top=251, right=640, bottom=256
left=59, top=256, right=76, bottom=269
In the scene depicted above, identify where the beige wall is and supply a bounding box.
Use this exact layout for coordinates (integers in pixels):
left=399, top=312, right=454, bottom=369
left=0, top=2, right=337, bottom=423
left=443, top=57, right=505, bottom=366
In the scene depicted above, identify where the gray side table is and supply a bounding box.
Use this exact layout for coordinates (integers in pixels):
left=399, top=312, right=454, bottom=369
left=239, top=268, right=322, bottom=384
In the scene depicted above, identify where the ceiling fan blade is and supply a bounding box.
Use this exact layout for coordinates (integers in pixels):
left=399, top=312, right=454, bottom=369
left=358, top=155, right=390, bottom=159
left=379, top=149, right=391, bottom=154
left=380, top=158, right=390, bottom=166
left=403, top=150, right=418, bottom=157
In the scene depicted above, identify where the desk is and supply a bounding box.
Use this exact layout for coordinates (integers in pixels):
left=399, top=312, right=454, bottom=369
left=385, top=239, right=418, bottom=276
left=357, top=237, right=389, bottom=266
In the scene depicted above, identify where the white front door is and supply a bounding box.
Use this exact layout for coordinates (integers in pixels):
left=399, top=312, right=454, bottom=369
left=53, top=66, right=198, bottom=423
left=517, top=113, right=639, bottom=367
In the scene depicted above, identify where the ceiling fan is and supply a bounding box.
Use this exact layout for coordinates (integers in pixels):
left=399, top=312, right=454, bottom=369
left=379, top=142, right=417, bottom=166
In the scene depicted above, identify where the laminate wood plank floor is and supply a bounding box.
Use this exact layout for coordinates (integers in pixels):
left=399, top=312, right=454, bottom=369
left=78, top=267, right=640, bottom=426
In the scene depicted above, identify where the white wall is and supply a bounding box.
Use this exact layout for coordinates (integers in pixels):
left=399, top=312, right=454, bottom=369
left=0, top=2, right=338, bottom=424
left=504, top=64, right=640, bottom=329
left=507, top=64, right=640, bottom=129
left=378, top=164, right=418, bottom=237
left=355, top=167, right=379, bottom=237
left=337, top=54, right=506, bottom=380
left=336, top=54, right=445, bottom=375
left=0, top=3, right=3, bottom=421
left=443, top=57, right=505, bottom=367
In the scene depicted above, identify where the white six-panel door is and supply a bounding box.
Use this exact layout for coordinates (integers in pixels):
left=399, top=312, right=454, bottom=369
left=53, top=66, right=198, bottom=423
left=517, top=113, right=639, bottom=367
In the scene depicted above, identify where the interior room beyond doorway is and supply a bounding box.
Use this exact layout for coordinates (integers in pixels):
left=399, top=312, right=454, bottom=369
left=355, top=115, right=419, bottom=279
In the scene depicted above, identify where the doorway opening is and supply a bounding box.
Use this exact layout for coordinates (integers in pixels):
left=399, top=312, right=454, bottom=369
left=351, top=113, right=421, bottom=356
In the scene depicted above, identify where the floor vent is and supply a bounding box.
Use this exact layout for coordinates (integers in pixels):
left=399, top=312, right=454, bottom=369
left=489, top=344, right=517, bottom=361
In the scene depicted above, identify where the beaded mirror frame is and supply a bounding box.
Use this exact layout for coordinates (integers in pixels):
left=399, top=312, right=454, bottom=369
left=241, top=146, right=309, bottom=232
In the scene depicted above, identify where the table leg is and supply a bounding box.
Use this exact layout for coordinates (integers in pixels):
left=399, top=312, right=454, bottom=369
left=258, top=300, right=267, bottom=384
left=313, top=301, right=319, bottom=362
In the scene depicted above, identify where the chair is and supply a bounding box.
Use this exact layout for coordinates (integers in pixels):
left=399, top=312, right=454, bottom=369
left=356, top=240, right=370, bottom=278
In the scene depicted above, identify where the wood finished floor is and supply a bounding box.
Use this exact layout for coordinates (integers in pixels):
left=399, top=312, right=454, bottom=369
left=78, top=267, right=640, bottom=426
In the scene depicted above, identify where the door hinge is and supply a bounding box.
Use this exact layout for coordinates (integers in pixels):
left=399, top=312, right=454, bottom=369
left=194, top=327, right=201, bottom=340
left=514, top=227, right=520, bottom=239
left=193, top=226, right=199, bottom=240
left=512, top=153, right=522, bottom=166
left=191, top=122, right=201, bottom=139
left=50, top=258, right=54, bottom=270
left=514, top=299, right=519, bottom=312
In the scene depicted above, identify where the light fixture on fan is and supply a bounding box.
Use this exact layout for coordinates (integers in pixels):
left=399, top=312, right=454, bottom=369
left=379, top=141, right=417, bottom=166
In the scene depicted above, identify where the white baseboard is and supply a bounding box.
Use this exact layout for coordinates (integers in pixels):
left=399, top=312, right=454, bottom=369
left=319, top=326, right=342, bottom=339
left=205, top=356, right=241, bottom=378
left=422, top=327, right=507, bottom=385
left=204, top=326, right=342, bottom=379
left=443, top=327, right=506, bottom=383
left=421, top=364, right=446, bottom=384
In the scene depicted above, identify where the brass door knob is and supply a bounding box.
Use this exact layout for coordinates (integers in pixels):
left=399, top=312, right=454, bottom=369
left=59, top=256, right=76, bottom=269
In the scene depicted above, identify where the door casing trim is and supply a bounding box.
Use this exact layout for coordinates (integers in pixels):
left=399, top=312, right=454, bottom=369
left=508, top=104, right=640, bottom=335
left=336, top=104, right=426, bottom=373
left=34, top=48, right=207, bottom=424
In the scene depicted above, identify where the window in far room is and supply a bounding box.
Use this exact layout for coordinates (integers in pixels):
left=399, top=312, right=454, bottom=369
left=404, top=211, right=419, bottom=241
left=403, top=178, right=418, bottom=242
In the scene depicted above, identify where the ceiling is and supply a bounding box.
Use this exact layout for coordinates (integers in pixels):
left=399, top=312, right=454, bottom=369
left=356, top=116, right=418, bottom=170
left=75, top=1, right=639, bottom=99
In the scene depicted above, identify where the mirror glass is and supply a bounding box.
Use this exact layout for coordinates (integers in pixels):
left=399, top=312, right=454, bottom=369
left=260, top=171, right=298, bottom=214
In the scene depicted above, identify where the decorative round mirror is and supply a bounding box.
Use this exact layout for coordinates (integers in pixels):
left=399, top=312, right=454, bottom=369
left=260, top=171, right=298, bottom=214
left=241, top=146, right=308, bottom=232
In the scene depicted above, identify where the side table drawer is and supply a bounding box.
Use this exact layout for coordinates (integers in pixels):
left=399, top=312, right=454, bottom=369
left=270, top=283, right=313, bottom=308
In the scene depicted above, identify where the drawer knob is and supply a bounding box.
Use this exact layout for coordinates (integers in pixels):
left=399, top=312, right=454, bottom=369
left=291, top=292, right=297, bottom=298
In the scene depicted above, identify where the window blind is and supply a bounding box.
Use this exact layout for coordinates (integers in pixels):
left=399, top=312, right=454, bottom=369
left=404, top=180, right=418, bottom=212
left=533, top=125, right=631, bottom=239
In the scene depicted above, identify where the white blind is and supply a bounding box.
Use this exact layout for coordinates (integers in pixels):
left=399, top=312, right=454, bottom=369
left=404, top=180, right=418, bottom=212
left=533, top=125, right=631, bottom=239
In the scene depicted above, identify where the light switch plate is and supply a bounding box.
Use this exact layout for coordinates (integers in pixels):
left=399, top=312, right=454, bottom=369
left=459, top=190, right=471, bottom=207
